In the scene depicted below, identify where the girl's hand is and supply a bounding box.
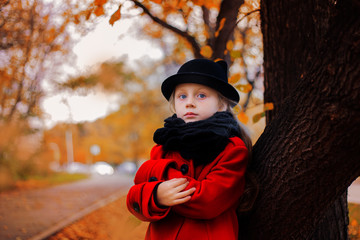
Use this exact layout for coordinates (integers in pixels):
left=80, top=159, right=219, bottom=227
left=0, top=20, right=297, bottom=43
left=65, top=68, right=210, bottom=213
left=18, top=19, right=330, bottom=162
left=157, top=178, right=196, bottom=207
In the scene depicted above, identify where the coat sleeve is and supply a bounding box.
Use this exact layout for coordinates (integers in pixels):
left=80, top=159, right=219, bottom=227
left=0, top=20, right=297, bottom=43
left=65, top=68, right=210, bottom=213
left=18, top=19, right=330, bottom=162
left=169, top=142, right=248, bottom=220
left=133, top=145, right=179, bottom=184
left=127, top=181, right=171, bottom=222
left=126, top=145, right=174, bottom=221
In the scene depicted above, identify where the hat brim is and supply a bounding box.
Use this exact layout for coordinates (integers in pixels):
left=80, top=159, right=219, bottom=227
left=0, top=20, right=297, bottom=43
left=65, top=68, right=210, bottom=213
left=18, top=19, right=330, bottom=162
left=161, top=72, right=240, bottom=104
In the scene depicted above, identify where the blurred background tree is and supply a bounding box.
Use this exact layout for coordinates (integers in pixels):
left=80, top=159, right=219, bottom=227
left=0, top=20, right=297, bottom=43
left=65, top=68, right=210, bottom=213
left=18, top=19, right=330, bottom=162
left=0, top=0, right=77, bottom=187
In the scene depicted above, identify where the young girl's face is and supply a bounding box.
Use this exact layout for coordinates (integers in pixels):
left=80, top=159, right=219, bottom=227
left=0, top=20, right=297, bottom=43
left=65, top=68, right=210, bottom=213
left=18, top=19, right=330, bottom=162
left=174, top=83, right=225, bottom=123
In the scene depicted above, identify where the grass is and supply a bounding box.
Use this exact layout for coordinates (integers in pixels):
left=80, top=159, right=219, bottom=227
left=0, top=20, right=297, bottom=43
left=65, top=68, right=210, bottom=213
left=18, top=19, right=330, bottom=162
left=12, top=172, right=89, bottom=191
left=31, top=172, right=89, bottom=185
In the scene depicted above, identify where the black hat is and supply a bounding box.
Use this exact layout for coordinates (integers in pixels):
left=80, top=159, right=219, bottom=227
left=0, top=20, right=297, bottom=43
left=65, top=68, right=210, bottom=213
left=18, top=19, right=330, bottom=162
left=161, top=58, right=240, bottom=104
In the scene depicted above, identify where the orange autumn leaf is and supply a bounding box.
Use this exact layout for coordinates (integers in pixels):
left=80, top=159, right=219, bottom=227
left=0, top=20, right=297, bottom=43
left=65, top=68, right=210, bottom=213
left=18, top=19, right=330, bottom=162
left=264, top=102, right=274, bottom=111
left=177, top=0, right=186, bottom=8
left=351, top=219, right=358, bottom=227
left=94, top=6, right=105, bottom=17
left=151, top=0, right=162, bottom=4
left=229, top=73, right=241, bottom=84
left=109, top=6, right=121, bottom=26
left=94, top=0, right=108, bottom=6
left=200, top=45, right=213, bottom=58
left=238, top=112, right=249, bottom=124
left=192, top=0, right=205, bottom=6
left=215, top=18, right=226, bottom=37
left=204, top=0, right=221, bottom=9
left=226, top=40, right=234, bottom=51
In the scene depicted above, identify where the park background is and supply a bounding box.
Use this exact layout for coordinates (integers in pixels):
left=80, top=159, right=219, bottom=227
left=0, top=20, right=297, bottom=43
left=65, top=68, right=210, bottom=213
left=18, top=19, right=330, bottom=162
left=0, top=0, right=359, bottom=239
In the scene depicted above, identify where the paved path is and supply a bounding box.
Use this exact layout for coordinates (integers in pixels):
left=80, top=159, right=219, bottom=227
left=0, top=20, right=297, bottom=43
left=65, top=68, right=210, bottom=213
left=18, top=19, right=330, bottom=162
left=0, top=174, right=133, bottom=240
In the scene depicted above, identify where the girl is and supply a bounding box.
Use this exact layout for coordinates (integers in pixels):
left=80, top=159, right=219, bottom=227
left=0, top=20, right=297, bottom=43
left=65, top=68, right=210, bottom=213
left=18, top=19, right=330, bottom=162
left=127, top=58, right=253, bottom=240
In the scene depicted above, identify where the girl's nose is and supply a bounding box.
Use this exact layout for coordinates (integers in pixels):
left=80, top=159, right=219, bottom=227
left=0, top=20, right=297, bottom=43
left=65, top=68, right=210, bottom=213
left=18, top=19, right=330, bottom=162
left=185, top=96, right=195, bottom=108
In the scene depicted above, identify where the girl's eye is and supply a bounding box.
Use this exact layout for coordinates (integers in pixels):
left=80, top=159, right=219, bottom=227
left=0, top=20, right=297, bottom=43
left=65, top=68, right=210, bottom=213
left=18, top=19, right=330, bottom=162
left=179, top=94, right=187, bottom=99
left=198, top=93, right=206, bottom=99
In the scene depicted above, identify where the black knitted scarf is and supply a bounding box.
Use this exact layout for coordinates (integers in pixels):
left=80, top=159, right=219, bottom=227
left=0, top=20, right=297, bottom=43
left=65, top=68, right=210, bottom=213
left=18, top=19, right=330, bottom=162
left=153, top=111, right=241, bottom=166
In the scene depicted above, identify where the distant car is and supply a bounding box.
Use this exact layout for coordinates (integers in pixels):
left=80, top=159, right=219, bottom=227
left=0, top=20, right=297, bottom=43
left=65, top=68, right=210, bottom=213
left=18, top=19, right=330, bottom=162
left=116, top=161, right=137, bottom=175
left=66, top=162, right=90, bottom=174
left=91, top=161, right=114, bottom=175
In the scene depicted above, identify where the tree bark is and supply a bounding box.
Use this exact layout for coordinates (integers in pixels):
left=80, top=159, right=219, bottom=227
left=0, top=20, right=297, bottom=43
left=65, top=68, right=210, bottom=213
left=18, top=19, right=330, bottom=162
left=241, top=0, right=360, bottom=239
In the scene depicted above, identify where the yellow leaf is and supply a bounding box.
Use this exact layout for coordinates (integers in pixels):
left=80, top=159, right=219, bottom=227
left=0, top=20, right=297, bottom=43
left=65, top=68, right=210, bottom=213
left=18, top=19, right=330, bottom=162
left=253, top=112, right=265, bottom=123
left=230, top=50, right=242, bottom=59
left=229, top=73, right=241, bottom=84
left=233, top=105, right=241, bottom=115
left=200, top=45, right=213, bottom=58
left=109, top=6, right=121, bottom=26
left=236, top=84, right=252, bottom=93
left=264, top=102, right=274, bottom=111
left=215, top=18, right=226, bottom=37
left=237, top=112, right=249, bottom=124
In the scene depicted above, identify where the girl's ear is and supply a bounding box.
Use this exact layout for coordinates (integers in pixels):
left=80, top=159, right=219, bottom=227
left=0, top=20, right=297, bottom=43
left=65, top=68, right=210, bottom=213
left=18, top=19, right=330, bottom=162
left=218, top=99, right=227, bottom=111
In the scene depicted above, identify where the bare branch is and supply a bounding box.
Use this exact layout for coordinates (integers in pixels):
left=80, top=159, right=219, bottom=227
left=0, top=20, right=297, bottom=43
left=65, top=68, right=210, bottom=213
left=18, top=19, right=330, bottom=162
left=131, top=0, right=202, bottom=58
left=236, top=9, right=260, bottom=26
left=201, top=6, right=215, bottom=48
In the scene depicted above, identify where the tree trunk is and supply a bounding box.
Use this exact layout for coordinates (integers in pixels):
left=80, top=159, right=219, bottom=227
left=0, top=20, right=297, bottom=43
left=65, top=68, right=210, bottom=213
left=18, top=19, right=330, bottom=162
left=241, top=0, right=360, bottom=239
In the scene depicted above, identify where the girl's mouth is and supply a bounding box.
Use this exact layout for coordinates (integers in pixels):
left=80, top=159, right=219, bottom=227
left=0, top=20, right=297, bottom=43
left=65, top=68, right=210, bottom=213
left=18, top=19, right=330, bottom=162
left=185, top=112, right=197, bottom=117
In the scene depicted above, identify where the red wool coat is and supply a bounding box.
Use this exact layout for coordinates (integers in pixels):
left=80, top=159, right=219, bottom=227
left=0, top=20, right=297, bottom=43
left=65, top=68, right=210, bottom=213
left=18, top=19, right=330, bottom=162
left=126, top=137, right=248, bottom=240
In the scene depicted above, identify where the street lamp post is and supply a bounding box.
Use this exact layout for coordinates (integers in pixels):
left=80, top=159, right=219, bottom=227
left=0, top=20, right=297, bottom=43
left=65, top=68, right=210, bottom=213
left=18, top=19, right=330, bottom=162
left=90, top=144, right=101, bottom=164
left=49, top=142, right=60, bottom=171
left=65, top=130, right=74, bottom=166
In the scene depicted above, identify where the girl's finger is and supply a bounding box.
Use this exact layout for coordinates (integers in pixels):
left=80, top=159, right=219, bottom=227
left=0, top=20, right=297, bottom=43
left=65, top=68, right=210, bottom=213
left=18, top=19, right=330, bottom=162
left=168, top=178, right=188, bottom=188
left=176, top=187, right=196, bottom=199
left=173, top=195, right=192, bottom=205
left=173, top=181, right=189, bottom=192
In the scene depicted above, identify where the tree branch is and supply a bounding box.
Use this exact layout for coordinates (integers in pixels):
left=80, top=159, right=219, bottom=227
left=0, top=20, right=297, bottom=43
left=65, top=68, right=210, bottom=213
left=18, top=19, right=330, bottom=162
left=212, top=0, right=244, bottom=60
left=201, top=6, right=215, bottom=48
left=131, top=0, right=202, bottom=58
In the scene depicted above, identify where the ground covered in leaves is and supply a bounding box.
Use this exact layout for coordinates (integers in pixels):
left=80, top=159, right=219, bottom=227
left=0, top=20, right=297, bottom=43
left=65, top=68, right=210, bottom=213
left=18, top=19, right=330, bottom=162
left=47, top=196, right=148, bottom=240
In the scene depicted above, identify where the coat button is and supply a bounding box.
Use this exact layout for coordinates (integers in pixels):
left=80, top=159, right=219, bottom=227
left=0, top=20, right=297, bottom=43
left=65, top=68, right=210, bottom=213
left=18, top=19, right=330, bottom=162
left=180, top=164, right=189, bottom=174
left=149, top=176, right=158, bottom=182
left=133, top=202, right=140, bottom=213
